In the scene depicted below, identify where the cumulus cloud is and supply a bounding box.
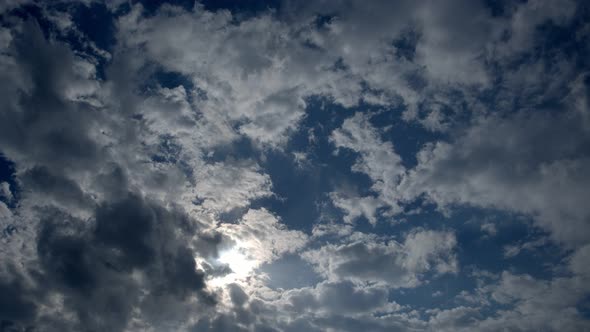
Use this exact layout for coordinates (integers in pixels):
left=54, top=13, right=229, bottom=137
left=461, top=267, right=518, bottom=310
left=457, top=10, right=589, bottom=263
left=398, top=108, right=590, bottom=247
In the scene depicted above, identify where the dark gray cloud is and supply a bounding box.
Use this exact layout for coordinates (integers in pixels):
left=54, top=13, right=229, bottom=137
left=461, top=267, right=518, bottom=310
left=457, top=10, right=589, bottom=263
left=0, top=193, right=218, bottom=331
left=0, top=20, right=102, bottom=172
left=0, top=277, right=37, bottom=330
left=0, top=19, right=221, bottom=330
left=20, top=166, right=95, bottom=211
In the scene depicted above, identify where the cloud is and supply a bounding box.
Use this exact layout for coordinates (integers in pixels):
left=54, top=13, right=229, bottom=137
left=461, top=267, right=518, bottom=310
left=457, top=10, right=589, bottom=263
left=570, top=244, right=590, bottom=278
left=480, top=222, right=497, bottom=237
left=477, top=270, right=590, bottom=331
left=495, top=0, right=577, bottom=56
left=427, top=306, right=482, bottom=331
left=330, top=112, right=405, bottom=219
left=0, top=20, right=104, bottom=172
left=112, top=0, right=513, bottom=149
left=194, top=162, right=273, bottom=213
left=303, top=229, right=457, bottom=287
left=503, top=237, right=549, bottom=258
left=0, top=17, right=224, bottom=330
left=282, top=281, right=394, bottom=314
left=218, top=208, right=308, bottom=264
left=329, top=191, right=385, bottom=225
left=0, top=182, right=13, bottom=203
left=0, top=193, right=220, bottom=331
left=114, top=4, right=311, bottom=149
left=398, top=106, right=590, bottom=247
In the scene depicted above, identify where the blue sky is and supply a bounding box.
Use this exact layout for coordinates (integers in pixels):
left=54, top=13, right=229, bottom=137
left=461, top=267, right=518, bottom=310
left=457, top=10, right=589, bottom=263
left=1, top=1, right=590, bottom=331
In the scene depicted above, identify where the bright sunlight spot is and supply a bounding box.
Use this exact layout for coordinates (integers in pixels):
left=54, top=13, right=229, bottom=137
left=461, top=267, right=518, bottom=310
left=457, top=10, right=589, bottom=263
left=209, top=246, right=258, bottom=287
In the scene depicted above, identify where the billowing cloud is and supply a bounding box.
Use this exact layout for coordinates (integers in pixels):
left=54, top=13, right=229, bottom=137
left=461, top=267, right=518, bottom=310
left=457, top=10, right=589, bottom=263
left=398, top=107, right=590, bottom=247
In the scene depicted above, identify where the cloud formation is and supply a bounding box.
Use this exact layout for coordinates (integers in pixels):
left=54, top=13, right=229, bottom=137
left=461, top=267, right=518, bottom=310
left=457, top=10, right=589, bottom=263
left=0, top=0, right=589, bottom=331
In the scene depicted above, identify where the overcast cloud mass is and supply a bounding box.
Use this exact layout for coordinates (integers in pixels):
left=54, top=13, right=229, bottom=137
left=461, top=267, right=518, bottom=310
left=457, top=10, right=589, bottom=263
left=1, top=0, right=590, bottom=331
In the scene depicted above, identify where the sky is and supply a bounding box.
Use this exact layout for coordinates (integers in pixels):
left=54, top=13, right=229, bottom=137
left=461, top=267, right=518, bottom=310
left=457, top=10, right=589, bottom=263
left=0, top=0, right=590, bottom=331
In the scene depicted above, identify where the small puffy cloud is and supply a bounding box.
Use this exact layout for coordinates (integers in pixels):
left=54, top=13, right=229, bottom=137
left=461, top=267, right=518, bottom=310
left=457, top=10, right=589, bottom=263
left=403, top=229, right=458, bottom=275
left=480, top=222, right=497, bottom=237
left=0, top=181, right=12, bottom=202
left=329, top=191, right=385, bottom=225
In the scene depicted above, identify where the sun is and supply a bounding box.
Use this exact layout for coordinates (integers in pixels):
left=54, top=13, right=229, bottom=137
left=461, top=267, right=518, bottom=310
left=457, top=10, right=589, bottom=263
left=218, top=247, right=257, bottom=276
left=208, top=245, right=258, bottom=287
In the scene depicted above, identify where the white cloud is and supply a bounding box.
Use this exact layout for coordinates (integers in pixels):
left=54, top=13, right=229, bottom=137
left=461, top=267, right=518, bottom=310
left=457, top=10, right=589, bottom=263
left=329, top=192, right=385, bottom=225
left=503, top=237, right=549, bottom=258
left=427, top=306, right=481, bottom=331
left=330, top=112, right=406, bottom=217
left=480, top=222, right=497, bottom=237
left=0, top=181, right=12, bottom=202
left=478, top=271, right=590, bottom=331
left=281, top=281, right=399, bottom=316
left=218, top=208, right=308, bottom=265
left=303, top=229, right=457, bottom=287
left=194, top=162, right=273, bottom=213
left=496, top=0, right=577, bottom=57
left=398, top=108, right=590, bottom=247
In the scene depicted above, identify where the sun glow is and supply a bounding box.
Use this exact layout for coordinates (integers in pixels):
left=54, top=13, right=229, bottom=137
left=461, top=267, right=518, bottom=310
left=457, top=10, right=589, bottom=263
left=209, top=246, right=258, bottom=287
left=218, top=247, right=257, bottom=276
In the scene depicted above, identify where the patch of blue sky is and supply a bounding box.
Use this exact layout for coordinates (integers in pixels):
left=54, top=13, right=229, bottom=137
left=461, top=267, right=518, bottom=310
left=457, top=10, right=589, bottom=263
left=70, top=2, right=116, bottom=52
left=388, top=206, right=566, bottom=310
left=258, top=253, right=322, bottom=290
left=6, top=2, right=116, bottom=80
left=251, top=98, right=373, bottom=231
left=369, top=107, right=446, bottom=169
left=388, top=273, right=478, bottom=311
left=0, top=153, right=18, bottom=208
left=454, top=209, right=565, bottom=278
left=578, top=295, right=590, bottom=319
left=151, top=134, right=183, bottom=164
left=153, top=70, right=195, bottom=91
